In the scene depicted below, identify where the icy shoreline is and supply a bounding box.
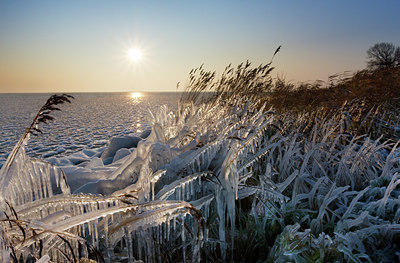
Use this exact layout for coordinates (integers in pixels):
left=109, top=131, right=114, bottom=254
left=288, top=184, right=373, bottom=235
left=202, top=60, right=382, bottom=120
left=0, top=92, right=179, bottom=168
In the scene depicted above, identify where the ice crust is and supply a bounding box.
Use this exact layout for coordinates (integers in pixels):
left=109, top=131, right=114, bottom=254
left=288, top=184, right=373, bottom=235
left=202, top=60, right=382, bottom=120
left=0, top=93, right=177, bottom=168
left=100, top=136, right=141, bottom=160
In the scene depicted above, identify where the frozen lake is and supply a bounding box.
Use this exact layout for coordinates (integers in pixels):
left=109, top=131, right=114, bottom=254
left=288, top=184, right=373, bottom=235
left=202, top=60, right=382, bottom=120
left=0, top=92, right=180, bottom=166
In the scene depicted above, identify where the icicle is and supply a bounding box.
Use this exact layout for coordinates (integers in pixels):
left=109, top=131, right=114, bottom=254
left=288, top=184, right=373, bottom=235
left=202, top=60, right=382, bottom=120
left=94, top=221, right=99, bottom=247
left=44, top=165, right=52, bottom=198
left=165, top=217, right=169, bottom=241
left=87, top=222, right=92, bottom=242
left=192, top=231, right=201, bottom=263
left=181, top=215, right=186, bottom=263
left=158, top=244, right=162, bottom=263
left=191, top=180, right=196, bottom=197
left=216, top=188, right=226, bottom=261
left=186, top=181, right=190, bottom=200
left=196, top=158, right=200, bottom=171
left=90, top=223, right=96, bottom=247
left=182, top=182, right=186, bottom=200
left=54, top=167, right=60, bottom=188
left=204, top=222, right=209, bottom=242
left=79, top=224, right=84, bottom=237
left=137, top=231, right=142, bottom=260
left=158, top=224, right=162, bottom=244
left=151, top=181, right=155, bottom=201
left=146, top=233, right=153, bottom=263
left=125, top=227, right=134, bottom=263
left=104, top=217, right=110, bottom=260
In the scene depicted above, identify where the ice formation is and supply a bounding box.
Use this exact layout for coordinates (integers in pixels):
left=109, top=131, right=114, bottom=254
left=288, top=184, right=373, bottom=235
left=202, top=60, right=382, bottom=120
left=2, top=93, right=400, bottom=262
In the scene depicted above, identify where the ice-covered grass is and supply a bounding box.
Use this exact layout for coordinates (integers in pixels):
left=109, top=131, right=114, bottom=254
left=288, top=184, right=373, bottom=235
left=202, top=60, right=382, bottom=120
left=2, top=93, right=400, bottom=262
left=2, top=62, right=400, bottom=262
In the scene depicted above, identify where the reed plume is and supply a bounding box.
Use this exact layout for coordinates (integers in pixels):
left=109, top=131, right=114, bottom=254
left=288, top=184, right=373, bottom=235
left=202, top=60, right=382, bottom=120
left=1, top=94, right=74, bottom=174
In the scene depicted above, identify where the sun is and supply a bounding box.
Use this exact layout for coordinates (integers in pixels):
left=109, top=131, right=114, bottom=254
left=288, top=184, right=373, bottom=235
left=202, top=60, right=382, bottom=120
left=128, top=48, right=142, bottom=62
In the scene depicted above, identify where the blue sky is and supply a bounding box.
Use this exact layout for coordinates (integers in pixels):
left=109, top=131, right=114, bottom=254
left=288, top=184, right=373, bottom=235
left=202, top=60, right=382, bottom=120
left=1, top=0, right=400, bottom=93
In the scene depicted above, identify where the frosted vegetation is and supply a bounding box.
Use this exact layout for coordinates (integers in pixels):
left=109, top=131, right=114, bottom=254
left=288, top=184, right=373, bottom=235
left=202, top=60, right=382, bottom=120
left=2, top=59, right=400, bottom=262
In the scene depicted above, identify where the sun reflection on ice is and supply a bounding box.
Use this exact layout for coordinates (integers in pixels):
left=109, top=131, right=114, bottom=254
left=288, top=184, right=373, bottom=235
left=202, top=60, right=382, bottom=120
left=129, top=92, right=143, bottom=99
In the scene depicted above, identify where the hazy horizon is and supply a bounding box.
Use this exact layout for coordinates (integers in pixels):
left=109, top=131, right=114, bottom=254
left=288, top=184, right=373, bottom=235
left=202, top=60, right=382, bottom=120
left=0, top=91, right=183, bottom=94
left=1, top=0, right=400, bottom=93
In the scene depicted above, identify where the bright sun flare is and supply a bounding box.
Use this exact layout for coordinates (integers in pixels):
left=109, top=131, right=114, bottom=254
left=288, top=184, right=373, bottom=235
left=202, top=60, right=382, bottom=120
left=128, top=48, right=142, bottom=62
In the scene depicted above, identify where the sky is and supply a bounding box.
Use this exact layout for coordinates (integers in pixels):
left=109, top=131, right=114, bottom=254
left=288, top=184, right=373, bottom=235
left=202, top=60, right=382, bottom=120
left=1, top=1, right=400, bottom=93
